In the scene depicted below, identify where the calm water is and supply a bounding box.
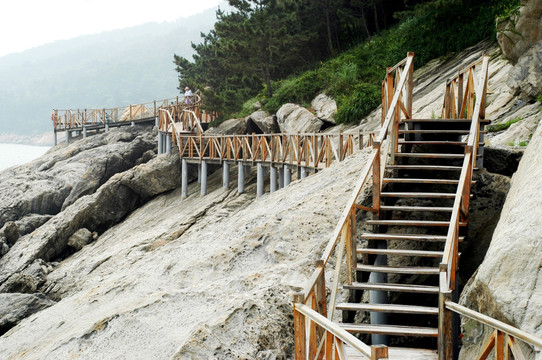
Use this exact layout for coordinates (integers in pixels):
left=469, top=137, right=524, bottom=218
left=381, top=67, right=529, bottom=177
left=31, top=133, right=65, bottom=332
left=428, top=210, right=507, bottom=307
left=0, top=143, right=50, bottom=171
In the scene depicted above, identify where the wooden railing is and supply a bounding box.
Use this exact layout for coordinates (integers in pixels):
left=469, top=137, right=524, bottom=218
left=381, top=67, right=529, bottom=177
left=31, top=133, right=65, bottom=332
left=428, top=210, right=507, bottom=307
left=293, top=52, right=415, bottom=359
left=51, top=94, right=218, bottom=131
left=445, top=301, right=542, bottom=359
left=438, top=54, right=490, bottom=359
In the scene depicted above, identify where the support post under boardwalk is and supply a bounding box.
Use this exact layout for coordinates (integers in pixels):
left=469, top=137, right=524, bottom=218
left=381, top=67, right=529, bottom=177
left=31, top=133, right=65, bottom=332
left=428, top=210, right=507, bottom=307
left=181, top=159, right=188, bottom=197
left=238, top=161, right=245, bottom=194
left=297, top=167, right=301, bottom=180
left=284, top=165, right=291, bottom=186
left=105, top=123, right=109, bottom=133
left=157, top=132, right=163, bottom=154
left=278, top=166, right=284, bottom=189
left=83, top=127, right=87, bottom=138
left=223, top=162, right=230, bottom=189
left=369, top=240, right=389, bottom=346
left=201, top=160, right=208, bottom=196
left=197, top=163, right=201, bottom=184
left=131, top=121, right=135, bottom=127
left=65, top=130, right=70, bottom=143
left=155, top=116, right=159, bottom=127
left=270, top=165, right=277, bottom=193
left=257, top=163, right=264, bottom=197
left=166, top=135, right=172, bottom=155
left=300, top=167, right=308, bottom=179
left=53, top=131, right=57, bottom=146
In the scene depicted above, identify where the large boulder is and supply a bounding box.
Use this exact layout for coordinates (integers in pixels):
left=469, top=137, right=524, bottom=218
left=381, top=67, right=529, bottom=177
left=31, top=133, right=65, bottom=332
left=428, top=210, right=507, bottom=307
left=497, top=0, right=542, bottom=64
left=0, top=222, right=19, bottom=246
left=248, top=110, right=279, bottom=133
left=205, top=118, right=260, bottom=135
left=311, top=94, right=337, bottom=124
left=67, top=228, right=93, bottom=251
left=459, top=123, right=542, bottom=360
left=507, top=40, right=542, bottom=100
left=276, top=104, right=323, bottom=133
left=0, top=293, right=56, bottom=334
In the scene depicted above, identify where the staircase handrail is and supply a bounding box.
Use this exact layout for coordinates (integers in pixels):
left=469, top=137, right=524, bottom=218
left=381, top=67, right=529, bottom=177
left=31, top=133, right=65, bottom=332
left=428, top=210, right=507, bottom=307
left=293, top=53, right=415, bottom=360
left=438, top=54, right=490, bottom=359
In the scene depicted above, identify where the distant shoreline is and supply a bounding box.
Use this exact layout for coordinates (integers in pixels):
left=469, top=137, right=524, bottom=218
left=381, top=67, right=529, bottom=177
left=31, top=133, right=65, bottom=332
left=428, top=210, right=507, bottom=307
left=0, top=132, right=56, bottom=147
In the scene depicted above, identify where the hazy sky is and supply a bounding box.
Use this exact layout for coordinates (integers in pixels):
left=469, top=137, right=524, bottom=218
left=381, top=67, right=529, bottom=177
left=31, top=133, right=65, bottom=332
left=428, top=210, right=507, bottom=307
left=0, top=0, right=222, bottom=57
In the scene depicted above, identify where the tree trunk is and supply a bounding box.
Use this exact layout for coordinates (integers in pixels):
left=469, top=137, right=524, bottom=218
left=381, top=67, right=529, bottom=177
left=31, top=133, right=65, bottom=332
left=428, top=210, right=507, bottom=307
left=372, top=0, right=380, bottom=33
left=361, top=6, right=371, bottom=39
left=325, top=6, right=335, bottom=55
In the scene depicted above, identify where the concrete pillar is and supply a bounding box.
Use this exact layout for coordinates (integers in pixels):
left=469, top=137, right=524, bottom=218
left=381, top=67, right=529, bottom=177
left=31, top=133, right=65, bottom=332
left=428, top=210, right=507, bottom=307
left=201, top=160, right=207, bottom=196
left=257, top=163, right=264, bottom=198
left=182, top=159, right=188, bottom=197
left=238, top=161, right=245, bottom=194
left=223, top=162, right=230, bottom=189
left=166, top=135, right=172, bottom=155
left=65, top=130, right=70, bottom=143
left=155, top=116, right=159, bottom=127
left=297, top=167, right=301, bottom=180
left=83, top=127, right=87, bottom=138
left=270, top=166, right=277, bottom=193
left=157, top=132, right=163, bottom=154
left=105, top=123, right=109, bottom=133
left=278, top=167, right=284, bottom=189
left=197, top=163, right=201, bottom=184
left=131, top=121, right=135, bottom=127
left=300, top=167, right=308, bottom=179
left=284, top=165, right=291, bottom=186
left=369, top=240, right=389, bottom=346
left=53, top=131, right=57, bottom=146
left=244, top=165, right=251, bottom=176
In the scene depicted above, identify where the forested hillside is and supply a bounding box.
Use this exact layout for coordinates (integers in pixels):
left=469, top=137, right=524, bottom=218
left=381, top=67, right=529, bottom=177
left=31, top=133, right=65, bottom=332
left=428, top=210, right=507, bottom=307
left=176, top=0, right=520, bottom=122
left=0, top=7, right=218, bottom=135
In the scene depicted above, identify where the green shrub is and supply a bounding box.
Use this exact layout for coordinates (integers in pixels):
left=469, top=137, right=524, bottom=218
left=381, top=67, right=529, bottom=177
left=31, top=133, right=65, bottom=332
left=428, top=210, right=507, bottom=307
left=518, top=140, right=529, bottom=147
left=335, top=83, right=381, bottom=124
left=487, top=117, right=522, bottom=132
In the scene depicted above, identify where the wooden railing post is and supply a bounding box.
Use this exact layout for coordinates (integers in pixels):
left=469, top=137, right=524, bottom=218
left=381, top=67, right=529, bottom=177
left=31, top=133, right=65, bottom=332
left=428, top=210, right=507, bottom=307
left=372, top=143, right=381, bottom=218
left=438, top=269, right=453, bottom=360
left=294, top=293, right=306, bottom=360
left=339, top=131, right=344, bottom=161
left=371, top=345, right=389, bottom=360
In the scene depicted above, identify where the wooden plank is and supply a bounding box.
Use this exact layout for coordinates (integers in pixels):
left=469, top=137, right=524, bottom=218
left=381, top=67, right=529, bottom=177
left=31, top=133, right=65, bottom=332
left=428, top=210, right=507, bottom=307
left=357, top=248, right=444, bottom=257
left=394, top=153, right=464, bottom=159
left=360, top=233, right=465, bottom=242
left=344, top=282, right=439, bottom=294
left=380, top=192, right=456, bottom=199
left=398, top=129, right=471, bottom=134
left=386, top=165, right=462, bottom=171
left=340, top=323, right=438, bottom=337
left=356, top=264, right=439, bottom=275
left=336, top=303, right=438, bottom=315
left=380, top=205, right=453, bottom=212
left=293, top=294, right=306, bottom=360
left=345, top=345, right=437, bottom=360
left=366, top=219, right=467, bottom=227
left=382, top=178, right=459, bottom=185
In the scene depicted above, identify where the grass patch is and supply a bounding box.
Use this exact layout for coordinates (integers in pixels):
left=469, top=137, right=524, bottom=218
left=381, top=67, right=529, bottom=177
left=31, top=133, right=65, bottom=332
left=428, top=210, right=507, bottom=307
left=487, top=117, right=522, bottom=132
left=518, top=140, right=529, bottom=147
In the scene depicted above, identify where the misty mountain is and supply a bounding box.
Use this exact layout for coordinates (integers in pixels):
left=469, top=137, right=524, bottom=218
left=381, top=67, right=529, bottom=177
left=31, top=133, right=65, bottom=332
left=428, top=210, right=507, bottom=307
left=0, top=7, right=218, bottom=135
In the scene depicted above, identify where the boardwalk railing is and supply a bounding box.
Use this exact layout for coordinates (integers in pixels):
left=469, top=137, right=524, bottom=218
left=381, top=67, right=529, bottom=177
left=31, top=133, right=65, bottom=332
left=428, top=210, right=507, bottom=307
left=52, top=94, right=218, bottom=131
left=445, top=301, right=542, bottom=360
left=293, top=52, right=415, bottom=360
left=438, top=54, right=489, bottom=359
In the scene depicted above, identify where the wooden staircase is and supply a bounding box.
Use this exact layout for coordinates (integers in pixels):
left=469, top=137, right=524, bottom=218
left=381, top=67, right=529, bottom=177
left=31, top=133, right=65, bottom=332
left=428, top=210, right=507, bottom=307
left=336, top=116, right=487, bottom=354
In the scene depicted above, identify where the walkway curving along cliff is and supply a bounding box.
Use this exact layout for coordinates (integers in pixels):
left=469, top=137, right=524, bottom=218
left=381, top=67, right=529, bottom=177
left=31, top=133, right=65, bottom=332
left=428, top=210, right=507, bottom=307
left=291, top=53, right=542, bottom=359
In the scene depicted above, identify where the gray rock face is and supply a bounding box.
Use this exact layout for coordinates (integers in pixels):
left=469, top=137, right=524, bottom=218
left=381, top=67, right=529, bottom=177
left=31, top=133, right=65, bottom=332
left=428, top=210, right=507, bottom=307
left=484, top=146, right=524, bottom=176
left=205, top=118, right=251, bottom=135
left=497, top=0, right=542, bottom=64
left=0, top=222, right=19, bottom=246
left=15, top=214, right=53, bottom=237
left=311, top=94, right=337, bottom=124
left=67, top=228, right=93, bottom=251
left=0, top=127, right=156, bottom=230
left=248, top=110, right=279, bottom=133
left=0, top=153, right=183, bottom=290
left=276, top=103, right=323, bottom=133
left=459, top=123, right=542, bottom=360
left=507, top=40, right=542, bottom=100
left=0, top=293, right=56, bottom=335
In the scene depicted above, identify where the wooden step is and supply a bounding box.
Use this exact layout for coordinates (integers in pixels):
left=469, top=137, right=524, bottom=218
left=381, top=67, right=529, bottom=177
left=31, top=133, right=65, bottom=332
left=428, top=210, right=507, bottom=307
left=344, top=345, right=438, bottom=360
left=399, top=129, right=470, bottom=135
left=357, top=248, right=444, bottom=257
left=340, top=323, right=438, bottom=337
left=387, top=164, right=462, bottom=171
left=356, top=264, right=439, bottom=275
left=336, top=302, right=438, bottom=315
left=360, top=233, right=465, bottom=242
left=401, top=118, right=490, bottom=124
left=366, top=219, right=467, bottom=227
left=399, top=140, right=484, bottom=146
left=344, top=282, right=439, bottom=294
left=380, top=205, right=453, bottom=212
left=395, top=153, right=464, bottom=159
left=381, top=192, right=456, bottom=198
left=382, top=178, right=459, bottom=185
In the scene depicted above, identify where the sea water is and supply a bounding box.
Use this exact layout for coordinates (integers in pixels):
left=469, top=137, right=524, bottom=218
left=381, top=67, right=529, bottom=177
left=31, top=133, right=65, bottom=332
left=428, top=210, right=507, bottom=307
left=0, top=143, right=50, bottom=171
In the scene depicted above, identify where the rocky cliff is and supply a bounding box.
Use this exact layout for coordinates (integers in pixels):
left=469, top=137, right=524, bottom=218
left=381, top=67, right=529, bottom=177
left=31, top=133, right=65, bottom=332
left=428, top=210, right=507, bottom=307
left=0, top=33, right=541, bottom=359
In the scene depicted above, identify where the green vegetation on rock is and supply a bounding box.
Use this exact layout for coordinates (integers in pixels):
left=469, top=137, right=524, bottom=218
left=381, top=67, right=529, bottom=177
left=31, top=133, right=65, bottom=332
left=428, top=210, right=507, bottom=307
left=488, top=117, right=522, bottom=132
